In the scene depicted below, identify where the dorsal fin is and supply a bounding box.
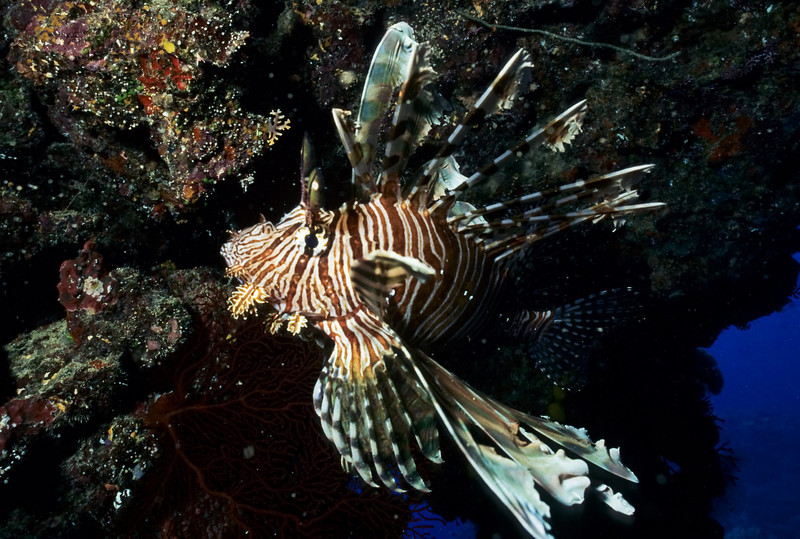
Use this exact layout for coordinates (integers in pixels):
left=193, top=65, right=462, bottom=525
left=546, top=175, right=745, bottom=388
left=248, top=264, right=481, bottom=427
left=350, top=22, right=418, bottom=196
left=300, top=134, right=324, bottom=227
left=410, top=48, right=532, bottom=202
left=380, top=43, right=445, bottom=198
left=435, top=100, right=588, bottom=211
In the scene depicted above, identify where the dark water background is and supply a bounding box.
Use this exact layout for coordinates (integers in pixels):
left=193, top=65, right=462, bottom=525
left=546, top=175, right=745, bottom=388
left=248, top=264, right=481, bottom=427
left=418, top=253, right=800, bottom=538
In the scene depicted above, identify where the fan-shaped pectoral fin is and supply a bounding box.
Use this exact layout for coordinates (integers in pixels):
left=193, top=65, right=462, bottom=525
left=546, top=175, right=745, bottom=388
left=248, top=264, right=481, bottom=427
left=313, top=309, right=441, bottom=493
left=350, top=250, right=435, bottom=318
left=405, top=349, right=637, bottom=538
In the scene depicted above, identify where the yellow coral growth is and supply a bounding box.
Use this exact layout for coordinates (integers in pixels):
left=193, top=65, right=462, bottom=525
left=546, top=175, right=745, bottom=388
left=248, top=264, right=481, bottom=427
left=265, top=109, right=291, bottom=146
left=228, top=282, right=269, bottom=318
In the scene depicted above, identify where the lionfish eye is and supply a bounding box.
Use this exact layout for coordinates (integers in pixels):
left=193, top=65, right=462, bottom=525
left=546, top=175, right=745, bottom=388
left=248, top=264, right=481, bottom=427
left=303, top=225, right=325, bottom=257
left=305, top=230, right=319, bottom=250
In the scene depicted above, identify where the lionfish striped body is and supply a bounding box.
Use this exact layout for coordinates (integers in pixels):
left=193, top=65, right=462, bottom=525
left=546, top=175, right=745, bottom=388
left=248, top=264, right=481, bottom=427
left=222, top=22, right=663, bottom=538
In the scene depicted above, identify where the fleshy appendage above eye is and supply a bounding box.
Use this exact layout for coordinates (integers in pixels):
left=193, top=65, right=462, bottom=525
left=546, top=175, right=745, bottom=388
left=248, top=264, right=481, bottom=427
left=299, top=224, right=329, bottom=257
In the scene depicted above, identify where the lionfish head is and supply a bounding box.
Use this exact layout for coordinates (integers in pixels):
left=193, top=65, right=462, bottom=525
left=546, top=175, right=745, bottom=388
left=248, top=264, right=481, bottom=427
left=221, top=203, right=333, bottom=318
left=221, top=132, right=337, bottom=319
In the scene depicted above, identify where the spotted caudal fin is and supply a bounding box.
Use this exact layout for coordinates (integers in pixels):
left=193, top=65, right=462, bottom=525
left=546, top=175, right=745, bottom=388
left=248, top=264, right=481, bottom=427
left=405, top=349, right=637, bottom=538
left=509, top=289, right=642, bottom=387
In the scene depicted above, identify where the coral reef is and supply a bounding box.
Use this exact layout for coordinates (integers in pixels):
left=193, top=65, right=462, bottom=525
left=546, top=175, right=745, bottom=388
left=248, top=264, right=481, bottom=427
left=2, top=261, right=428, bottom=536
left=8, top=0, right=288, bottom=210
left=1, top=0, right=799, bottom=537
left=134, top=316, right=420, bottom=537
left=57, top=239, right=119, bottom=314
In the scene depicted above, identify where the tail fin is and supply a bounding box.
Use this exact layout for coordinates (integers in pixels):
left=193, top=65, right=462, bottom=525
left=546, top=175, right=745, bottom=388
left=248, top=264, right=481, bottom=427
left=402, top=349, right=637, bottom=538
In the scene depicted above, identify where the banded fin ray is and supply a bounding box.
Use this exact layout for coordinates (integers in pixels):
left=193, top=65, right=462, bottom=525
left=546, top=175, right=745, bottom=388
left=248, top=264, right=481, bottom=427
left=451, top=171, right=664, bottom=262
left=449, top=164, right=655, bottom=227
left=438, top=100, right=588, bottom=205
left=409, top=48, right=532, bottom=198
left=521, top=415, right=638, bottom=483
left=380, top=42, right=445, bottom=197
left=351, top=22, right=417, bottom=195
left=300, top=134, right=324, bottom=226
left=464, top=196, right=660, bottom=241
left=429, top=100, right=589, bottom=216
left=314, top=251, right=441, bottom=491
left=350, top=249, right=436, bottom=317
left=313, top=313, right=441, bottom=492
left=511, top=289, right=642, bottom=387
left=405, top=349, right=637, bottom=538
left=332, top=108, right=362, bottom=176
left=485, top=197, right=665, bottom=262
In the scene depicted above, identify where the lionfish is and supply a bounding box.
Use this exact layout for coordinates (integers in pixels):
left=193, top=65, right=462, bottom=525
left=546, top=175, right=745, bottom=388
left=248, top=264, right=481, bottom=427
left=222, top=22, right=664, bottom=538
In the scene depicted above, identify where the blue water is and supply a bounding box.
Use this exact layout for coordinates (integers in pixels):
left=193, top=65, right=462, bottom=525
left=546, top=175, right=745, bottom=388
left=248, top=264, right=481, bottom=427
left=708, top=257, right=800, bottom=539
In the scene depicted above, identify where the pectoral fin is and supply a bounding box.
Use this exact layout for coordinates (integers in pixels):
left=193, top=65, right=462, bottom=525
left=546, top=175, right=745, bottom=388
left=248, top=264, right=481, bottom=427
left=405, top=348, right=637, bottom=538
left=314, top=310, right=441, bottom=493
left=351, top=250, right=435, bottom=317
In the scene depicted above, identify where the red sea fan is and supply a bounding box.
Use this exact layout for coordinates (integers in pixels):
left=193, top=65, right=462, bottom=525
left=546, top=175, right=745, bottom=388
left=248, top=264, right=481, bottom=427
left=128, top=316, right=420, bottom=538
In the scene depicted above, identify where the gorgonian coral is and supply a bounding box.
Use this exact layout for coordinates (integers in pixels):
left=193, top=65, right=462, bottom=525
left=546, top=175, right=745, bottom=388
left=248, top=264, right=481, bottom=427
left=128, top=317, right=422, bottom=537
